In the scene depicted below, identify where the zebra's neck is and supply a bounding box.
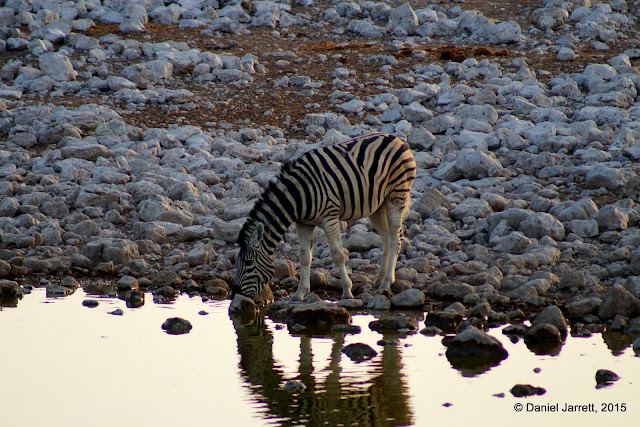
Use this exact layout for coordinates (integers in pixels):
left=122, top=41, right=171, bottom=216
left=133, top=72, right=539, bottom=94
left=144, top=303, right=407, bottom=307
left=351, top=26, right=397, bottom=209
left=246, top=178, right=298, bottom=253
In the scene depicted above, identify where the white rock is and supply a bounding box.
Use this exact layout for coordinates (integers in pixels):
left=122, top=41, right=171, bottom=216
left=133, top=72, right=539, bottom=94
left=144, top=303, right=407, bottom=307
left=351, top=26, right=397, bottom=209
left=450, top=198, right=493, bottom=221
left=145, top=60, right=173, bottom=80
left=557, top=47, right=576, bottom=61
left=455, top=149, right=504, bottom=180
left=531, top=7, right=569, bottom=30
left=386, top=3, right=419, bottom=36
left=520, top=212, right=565, bottom=241
left=474, top=21, right=521, bottom=44
left=38, top=52, right=77, bottom=81
left=347, top=19, right=384, bottom=38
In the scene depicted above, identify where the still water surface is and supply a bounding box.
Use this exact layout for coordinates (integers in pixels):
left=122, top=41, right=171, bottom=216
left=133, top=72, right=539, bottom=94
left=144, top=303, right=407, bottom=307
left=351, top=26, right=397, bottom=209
left=1, top=288, right=637, bottom=427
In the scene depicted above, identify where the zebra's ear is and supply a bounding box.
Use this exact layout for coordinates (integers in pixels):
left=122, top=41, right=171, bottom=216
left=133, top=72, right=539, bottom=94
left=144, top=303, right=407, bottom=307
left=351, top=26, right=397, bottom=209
left=250, top=222, right=264, bottom=248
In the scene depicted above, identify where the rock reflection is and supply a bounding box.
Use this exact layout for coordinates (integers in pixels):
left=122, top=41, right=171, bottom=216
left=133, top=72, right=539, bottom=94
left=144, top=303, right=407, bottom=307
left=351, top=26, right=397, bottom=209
left=231, top=313, right=413, bottom=426
left=601, top=330, right=635, bottom=356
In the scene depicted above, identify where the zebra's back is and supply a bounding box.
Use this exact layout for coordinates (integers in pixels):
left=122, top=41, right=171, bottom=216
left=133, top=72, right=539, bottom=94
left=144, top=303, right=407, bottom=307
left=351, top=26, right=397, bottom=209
left=286, top=133, right=416, bottom=224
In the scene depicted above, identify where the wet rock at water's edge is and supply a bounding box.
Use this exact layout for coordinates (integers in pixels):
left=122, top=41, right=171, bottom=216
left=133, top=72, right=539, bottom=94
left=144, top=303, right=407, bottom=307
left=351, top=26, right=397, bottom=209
left=531, top=305, right=568, bottom=336
left=424, top=311, right=463, bottom=333
left=342, top=343, right=378, bottom=362
left=510, top=384, right=546, bottom=397
left=229, top=294, right=259, bottom=315
left=125, top=289, right=145, bottom=308
left=369, top=313, right=419, bottom=333
left=161, top=317, right=192, bottom=335
left=286, top=301, right=351, bottom=328
left=445, top=326, right=508, bottom=371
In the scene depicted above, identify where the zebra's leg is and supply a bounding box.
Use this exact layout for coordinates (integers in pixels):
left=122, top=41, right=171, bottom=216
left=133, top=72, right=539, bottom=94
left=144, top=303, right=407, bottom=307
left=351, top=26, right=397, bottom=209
left=370, top=205, right=389, bottom=289
left=379, top=196, right=410, bottom=291
left=321, top=218, right=354, bottom=299
left=292, top=223, right=315, bottom=301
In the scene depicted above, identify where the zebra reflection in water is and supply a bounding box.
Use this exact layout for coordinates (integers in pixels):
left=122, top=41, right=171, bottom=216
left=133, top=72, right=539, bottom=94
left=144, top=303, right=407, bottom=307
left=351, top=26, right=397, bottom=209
left=231, top=313, right=413, bottom=426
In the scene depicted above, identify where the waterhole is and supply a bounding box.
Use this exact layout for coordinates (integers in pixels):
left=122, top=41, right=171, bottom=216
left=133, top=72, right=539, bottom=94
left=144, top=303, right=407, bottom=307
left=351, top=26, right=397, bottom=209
left=1, top=288, right=636, bottom=426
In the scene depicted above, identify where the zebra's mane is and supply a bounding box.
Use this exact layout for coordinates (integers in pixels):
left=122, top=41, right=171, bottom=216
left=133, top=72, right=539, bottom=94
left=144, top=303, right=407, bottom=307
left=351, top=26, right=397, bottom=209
left=237, top=159, right=297, bottom=246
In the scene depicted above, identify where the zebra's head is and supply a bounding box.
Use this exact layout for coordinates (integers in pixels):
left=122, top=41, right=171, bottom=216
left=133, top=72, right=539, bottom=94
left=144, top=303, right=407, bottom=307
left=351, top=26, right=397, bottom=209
left=234, top=221, right=273, bottom=299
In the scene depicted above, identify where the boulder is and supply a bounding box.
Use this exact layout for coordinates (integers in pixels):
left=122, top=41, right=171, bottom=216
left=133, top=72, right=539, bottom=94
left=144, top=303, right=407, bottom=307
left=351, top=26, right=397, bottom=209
left=598, top=284, right=640, bottom=319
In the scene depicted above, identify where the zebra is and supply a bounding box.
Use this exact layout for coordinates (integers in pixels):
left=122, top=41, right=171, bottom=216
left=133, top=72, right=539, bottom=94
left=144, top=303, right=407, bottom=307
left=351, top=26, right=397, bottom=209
left=233, top=132, right=416, bottom=300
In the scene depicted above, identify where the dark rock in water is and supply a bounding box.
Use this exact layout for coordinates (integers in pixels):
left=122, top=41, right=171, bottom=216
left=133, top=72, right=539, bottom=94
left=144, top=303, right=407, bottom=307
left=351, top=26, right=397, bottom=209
left=595, top=369, right=620, bottom=388
left=531, top=305, right=567, bottom=336
left=445, top=326, right=509, bottom=362
left=204, top=285, right=228, bottom=300
left=420, top=326, right=443, bottom=336
left=82, top=299, right=99, bottom=308
left=633, top=337, right=640, bottom=356
left=125, top=289, right=145, bottom=308
left=284, top=301, right=350, bottom=328
left=424, top=311, right=463, bottom=332
left=155, top=285, right=178, bottom=299
left=0, top=280, right=21, bottom=298
left=342, top=343, right=378, bottom=362
left=229, top=294, right=259, bottom=315
left=510, top=384, right=546, bottom=397
left=524, top=323, right=563, bottom=344
left=331, top=324, right=361, bottom=334
left=369, top=313, right=418, bottom=332
left=283, top=380, right=306, bottom=393
left=198, top=310, right=208, bottom=316
left=598, top=284, right=640, bottom=319
left=456, top=317, right=484, bottom=333
left=108, top=308, right=124, bottom=316
left=162, top=317, right=192, bottom=335
left=83, top=280, right=115, bottom=296
left=46, top=284, right=75, bottom=297
left=502, top=324, right=527, bottom=336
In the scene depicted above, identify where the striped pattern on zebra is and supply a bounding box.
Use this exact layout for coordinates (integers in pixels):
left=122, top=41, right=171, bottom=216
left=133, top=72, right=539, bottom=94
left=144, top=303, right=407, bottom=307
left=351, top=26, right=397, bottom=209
left=233, top=132, right=416, bottom=300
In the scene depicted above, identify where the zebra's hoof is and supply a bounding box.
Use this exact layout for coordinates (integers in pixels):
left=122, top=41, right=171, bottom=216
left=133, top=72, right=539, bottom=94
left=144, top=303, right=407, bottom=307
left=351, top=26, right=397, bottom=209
left=291, top=292, right=305, bottom=301
left=341, top=292, right=354, bottom=300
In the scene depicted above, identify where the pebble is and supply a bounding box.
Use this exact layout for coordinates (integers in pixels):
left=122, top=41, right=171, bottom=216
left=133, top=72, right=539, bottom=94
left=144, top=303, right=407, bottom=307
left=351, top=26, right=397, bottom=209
left=510, top=384, right=546, bottom=397
left=595, top=369, right=620, bottom=388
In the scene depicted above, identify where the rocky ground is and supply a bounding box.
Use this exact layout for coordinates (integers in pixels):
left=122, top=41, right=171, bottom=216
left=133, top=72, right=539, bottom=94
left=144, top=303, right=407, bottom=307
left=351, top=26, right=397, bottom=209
left=2, top=0, right=640, bottom=343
